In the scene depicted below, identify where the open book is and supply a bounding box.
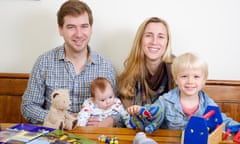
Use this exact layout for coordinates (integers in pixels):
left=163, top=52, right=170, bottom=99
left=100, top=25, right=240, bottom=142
left=28, top=129, right=96, bottom=144
left=0, top=123, right=54, bottom=143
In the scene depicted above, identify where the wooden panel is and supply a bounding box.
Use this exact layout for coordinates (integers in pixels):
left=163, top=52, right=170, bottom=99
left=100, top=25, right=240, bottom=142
left=0, top=95, right=22, bottom=122
left=204, top=80, right=240, bottom=122
left=221, top=103, right=240, bottom=122
left=0, top=73, right=29, bottom=123
left=203, top=86, right=240, bottom=101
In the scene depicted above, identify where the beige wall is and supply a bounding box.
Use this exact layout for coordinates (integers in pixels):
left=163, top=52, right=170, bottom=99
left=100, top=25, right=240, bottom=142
left=0, top=0, right=240, bottom=80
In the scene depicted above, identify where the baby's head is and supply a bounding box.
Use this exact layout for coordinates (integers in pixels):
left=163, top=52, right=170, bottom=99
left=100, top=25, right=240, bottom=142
left=90, top=77, right=115, bottom=110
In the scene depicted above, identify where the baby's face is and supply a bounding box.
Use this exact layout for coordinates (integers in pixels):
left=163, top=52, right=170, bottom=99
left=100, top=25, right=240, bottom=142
left=93, top=84, right=115, bottom=110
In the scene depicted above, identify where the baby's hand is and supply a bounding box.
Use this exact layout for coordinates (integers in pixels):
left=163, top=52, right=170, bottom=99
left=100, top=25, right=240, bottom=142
left=127, top=105, right=141, bottom=115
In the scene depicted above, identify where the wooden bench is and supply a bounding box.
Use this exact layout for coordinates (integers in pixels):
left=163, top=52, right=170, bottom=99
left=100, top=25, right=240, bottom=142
left=0, top=73, right=240, bottom=123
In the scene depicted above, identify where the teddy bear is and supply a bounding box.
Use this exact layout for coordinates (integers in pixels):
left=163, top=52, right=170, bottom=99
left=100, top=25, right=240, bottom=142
left=43, top=89, right=78, bottom=130
left=129, top=104, right=163, bottom=134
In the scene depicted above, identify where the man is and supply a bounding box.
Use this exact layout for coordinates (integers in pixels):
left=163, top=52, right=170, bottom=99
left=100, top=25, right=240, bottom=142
left=21, top=0, right=116, bottom=127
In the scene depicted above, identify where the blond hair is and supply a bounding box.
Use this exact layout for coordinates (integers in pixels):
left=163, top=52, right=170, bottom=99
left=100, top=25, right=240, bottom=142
left=117, top=17, right=174, bottom=98
left=171, top=52, right=208, bottom=81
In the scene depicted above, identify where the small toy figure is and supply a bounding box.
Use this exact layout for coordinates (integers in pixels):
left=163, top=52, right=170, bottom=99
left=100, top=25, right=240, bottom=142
left=98, top=135, right=119, bottom=144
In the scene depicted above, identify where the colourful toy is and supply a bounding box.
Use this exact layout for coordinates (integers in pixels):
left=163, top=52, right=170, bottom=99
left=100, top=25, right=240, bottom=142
left=233, top=130, right=240, bottom=143
left=225, top=124, right=240, bottom=142
left=129, top=104, right=162, bottom=134
left=223, top=128, right=231, bottom=140
left=98, top=135, right=119, bottom=144
left=226, top=124, right=240, bottom=133
left=182, top=105, right=225, bottom=144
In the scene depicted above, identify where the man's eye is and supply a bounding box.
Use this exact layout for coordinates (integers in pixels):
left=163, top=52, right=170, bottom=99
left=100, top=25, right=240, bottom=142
left=82, top=24, right=90, bottom=28
left=158, top=35, right=166, bottom=39
left=67, top=25, right=74, bottom=29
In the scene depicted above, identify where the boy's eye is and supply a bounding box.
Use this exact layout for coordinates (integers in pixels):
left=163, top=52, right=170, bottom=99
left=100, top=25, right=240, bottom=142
left=194, top=75, right=200, bottom=78
left=109, top=96, right=113, bottom=99
left=101, top=99, right=105, bottom=102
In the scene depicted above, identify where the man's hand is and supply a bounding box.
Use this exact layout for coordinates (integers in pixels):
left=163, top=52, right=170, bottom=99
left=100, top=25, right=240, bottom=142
left=97, top=117, right=115, bottom=127
left=87, top=117, right=115, bottom=127
left=86, top=117, right=101, bottom=126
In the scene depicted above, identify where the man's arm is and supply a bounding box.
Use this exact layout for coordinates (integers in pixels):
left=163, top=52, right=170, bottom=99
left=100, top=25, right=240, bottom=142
left=21, top=59, right=48, bottom=124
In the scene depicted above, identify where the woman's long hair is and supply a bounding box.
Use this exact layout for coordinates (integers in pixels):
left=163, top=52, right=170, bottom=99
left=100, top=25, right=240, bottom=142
left=117, top=17, right=174, bottom=98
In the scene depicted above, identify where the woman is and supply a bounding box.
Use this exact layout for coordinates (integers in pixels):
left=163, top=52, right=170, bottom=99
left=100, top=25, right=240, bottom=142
left=117, top=17, right=175, bottom=108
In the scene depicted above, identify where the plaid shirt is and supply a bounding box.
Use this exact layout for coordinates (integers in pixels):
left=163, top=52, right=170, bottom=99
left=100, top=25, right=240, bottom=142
left=21, top=45, right=116, bottom=124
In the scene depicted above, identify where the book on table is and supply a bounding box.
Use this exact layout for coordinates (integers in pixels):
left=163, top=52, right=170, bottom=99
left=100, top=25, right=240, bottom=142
left=28, top=129, right=96, bottom=144
left=0, top=123, right=54, bottom=143
left=0, top=123, right=96, bottom=144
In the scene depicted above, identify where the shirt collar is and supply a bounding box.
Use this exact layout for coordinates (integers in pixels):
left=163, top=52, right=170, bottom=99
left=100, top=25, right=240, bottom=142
left=56, top=44, right=98, bottom=65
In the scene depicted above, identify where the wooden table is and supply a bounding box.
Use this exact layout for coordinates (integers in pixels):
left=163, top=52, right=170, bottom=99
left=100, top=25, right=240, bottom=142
left=0, top=123, right=236, bottom=144
left=0, top=123, right=181, bottom=144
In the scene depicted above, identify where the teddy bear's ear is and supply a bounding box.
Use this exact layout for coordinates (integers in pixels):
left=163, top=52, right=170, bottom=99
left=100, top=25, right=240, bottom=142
left=52, top=92, right=59, bottom=99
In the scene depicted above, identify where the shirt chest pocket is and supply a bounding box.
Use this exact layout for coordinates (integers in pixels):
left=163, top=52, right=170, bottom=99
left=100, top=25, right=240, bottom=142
left=45, top=76, right=72, bottom=96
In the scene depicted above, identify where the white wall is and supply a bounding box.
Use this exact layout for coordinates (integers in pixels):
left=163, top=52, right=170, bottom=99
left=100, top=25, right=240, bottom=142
left=0, top=0, right=239, bottom=80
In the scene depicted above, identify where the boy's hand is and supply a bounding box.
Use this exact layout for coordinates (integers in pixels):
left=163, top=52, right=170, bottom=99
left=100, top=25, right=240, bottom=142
left=127, top=105, right=141, bottom=115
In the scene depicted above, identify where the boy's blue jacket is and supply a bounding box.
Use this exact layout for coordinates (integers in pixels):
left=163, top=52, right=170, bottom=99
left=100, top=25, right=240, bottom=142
left=153, top=87, right=239, bottom=130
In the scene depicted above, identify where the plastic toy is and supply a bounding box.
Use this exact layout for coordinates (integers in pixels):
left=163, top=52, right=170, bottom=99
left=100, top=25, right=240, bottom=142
left=182, top=105, right=225, bottom=144
left=226, top=124, right=240, bottom=133
left=133, top=132, right=157, bottom=144
left=233, top=130, right=240, bottom=143
left=223, top=128, right=231, bottom=140
left=129, top=105, right=162, bottom=133
left=225, top=124, right=240, bottom=143
left=98, top=135, right=119, bottom=144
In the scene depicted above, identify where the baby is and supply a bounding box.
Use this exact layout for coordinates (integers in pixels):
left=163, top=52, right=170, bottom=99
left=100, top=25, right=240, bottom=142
left=78, top=77, right=130, bottom=127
